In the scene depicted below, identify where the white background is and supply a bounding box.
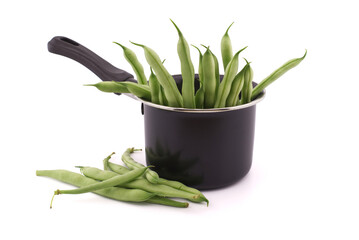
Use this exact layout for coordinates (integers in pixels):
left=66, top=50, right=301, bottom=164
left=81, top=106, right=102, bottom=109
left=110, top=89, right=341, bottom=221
left=1, top=0, right=358, bottom=239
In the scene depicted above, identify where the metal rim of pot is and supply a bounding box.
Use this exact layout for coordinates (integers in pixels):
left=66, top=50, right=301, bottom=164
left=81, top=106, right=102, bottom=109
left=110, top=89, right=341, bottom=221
left=133, top=90, right=265, bottom=113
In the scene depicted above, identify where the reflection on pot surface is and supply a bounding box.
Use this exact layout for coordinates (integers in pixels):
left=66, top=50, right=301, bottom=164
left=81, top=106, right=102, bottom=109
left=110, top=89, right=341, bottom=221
left=146, top=140, right=203, bottom=186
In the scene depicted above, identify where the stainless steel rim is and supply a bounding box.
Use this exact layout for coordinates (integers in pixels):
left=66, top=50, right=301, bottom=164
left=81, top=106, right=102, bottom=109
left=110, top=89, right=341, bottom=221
left=127, top=90, right=266, bottom=113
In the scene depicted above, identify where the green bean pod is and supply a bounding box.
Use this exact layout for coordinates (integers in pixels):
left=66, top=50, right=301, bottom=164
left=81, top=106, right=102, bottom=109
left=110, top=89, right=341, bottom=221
left=240, top=59, right=253, bottom=104
left=148, top=68, right=162, bottom=105
left=113, top=42, right=147, bottom=85
left=131, top=42, right=183, bottom=108
left=85, top=81, right=151, bottom=101
left=226, top=63, right=247, bottom=107
left=54, top=166, right=149, bottom=195
left=195, top=87, right=205, bottom=109
left=201, top=45, right=220, bottom=94
left=103, top=155, right=130, bottom=174
left=103, top=152, right=116, bottom=171
left=159, top=86, right=168, bottom=106
left=211, top=50, right=220, bottom=95
left=84, top=81, right=129, bottom=93
left=202, top=47, right=217, bottom=108
left=170, top=19, right=195, bottom=109
left=221, top=22, right=234, bottom=71
left=103, top=156, right=208, bottom=205
left=191, top=45, right=204, bottom=109
left=36, top=170, right=155, bottom=208
left=123, top=82, right=151, bottom=101
left=146, top=196, right=189, bottom=208
left=251, top=50, right=307, bottom=100
left=191, top=45, right=203, bottom=83
left=80, top=167, right=203, bottom=203
left=214, top=46, right=247, bottom=108
left=121, top=148, right=160, bottom=184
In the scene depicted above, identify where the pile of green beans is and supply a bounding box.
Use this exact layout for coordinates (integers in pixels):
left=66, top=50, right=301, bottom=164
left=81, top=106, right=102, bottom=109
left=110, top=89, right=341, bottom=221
left=36, top=148, right=208, bottom=209
left=85, top=20, right=306, bottom=109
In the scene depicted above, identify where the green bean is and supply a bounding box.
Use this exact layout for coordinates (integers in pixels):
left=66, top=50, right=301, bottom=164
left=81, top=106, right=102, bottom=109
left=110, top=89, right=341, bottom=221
left=83, top=81, right=129, bottom=93
left=103, top=154, right=208, bottom=205
left=131, top=42, right=183, bottom=108
left=251, top=50, right=307, bottom=100
left=148, top=59, right=166, bottom=105
left=214, top=46, right=247, bottom=108
left=202, top=47, right=217, bottom=108
left=200, top=45, right=219, bottom=94
left=226, top=63, right=247, bottom=107
left=121, top=148, right=160, bottom=184
left=240, top=59, right=253, bottom=104
left=54, top=166, right=149, bottom=195
left=195, top=87, right=205, bottom=109
left=191, top=45, right=204, bottom=109
left=156, top=178, right=208, bottom=205
left=103, top=152, right=116, bottom=171
left=170, top=19, right=195, bottom=109
left=159, top=86, right=167, bottom=106
left=123, top=82, right=151, bottom=101
left=36, top=170, right=155, bottom=208
left=84, top=81, right=151, bottom=101
left=104, top=157, right=131, bottom=174
left=80, top=166, right=203, bottom=203
left=191, top=45, right=203, bottom=82
left=146, top=196, right=189, bottom=208
left=148, top=67, right=162, bottom=105
left=113, top=42, right=147, bottom=85
left=221, top=22, right=234, bottom=71
left=211, top=49, right=220, bottom=95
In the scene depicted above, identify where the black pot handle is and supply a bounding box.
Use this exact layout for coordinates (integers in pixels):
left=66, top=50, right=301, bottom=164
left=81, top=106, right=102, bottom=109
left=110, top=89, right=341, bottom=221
left=48, top=36, right=135, bottom=83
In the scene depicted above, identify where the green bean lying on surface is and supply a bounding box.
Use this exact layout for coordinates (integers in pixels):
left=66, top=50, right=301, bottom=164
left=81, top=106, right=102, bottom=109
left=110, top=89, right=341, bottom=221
left=36, top=170, right=155, bottom=208
left=79, top=166, right=203, bottom=203
left=36, top=148, right=208, bottom=208
left=121, top=148, right=160, bottom=184
left=37, top=169, right=190, bottom=208
left=51, top=166, right=149, bottom=208
left=103, top=151, right=208, bottom=204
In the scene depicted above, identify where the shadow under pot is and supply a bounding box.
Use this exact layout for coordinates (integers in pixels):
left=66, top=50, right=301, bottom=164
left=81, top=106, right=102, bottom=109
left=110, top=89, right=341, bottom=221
left=142, top=74, right=265, bottom=190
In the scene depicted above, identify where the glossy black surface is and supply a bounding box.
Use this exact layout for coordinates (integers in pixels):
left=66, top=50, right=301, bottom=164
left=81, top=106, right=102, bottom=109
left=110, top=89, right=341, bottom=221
left=144, top=103, right=256, bottom=190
